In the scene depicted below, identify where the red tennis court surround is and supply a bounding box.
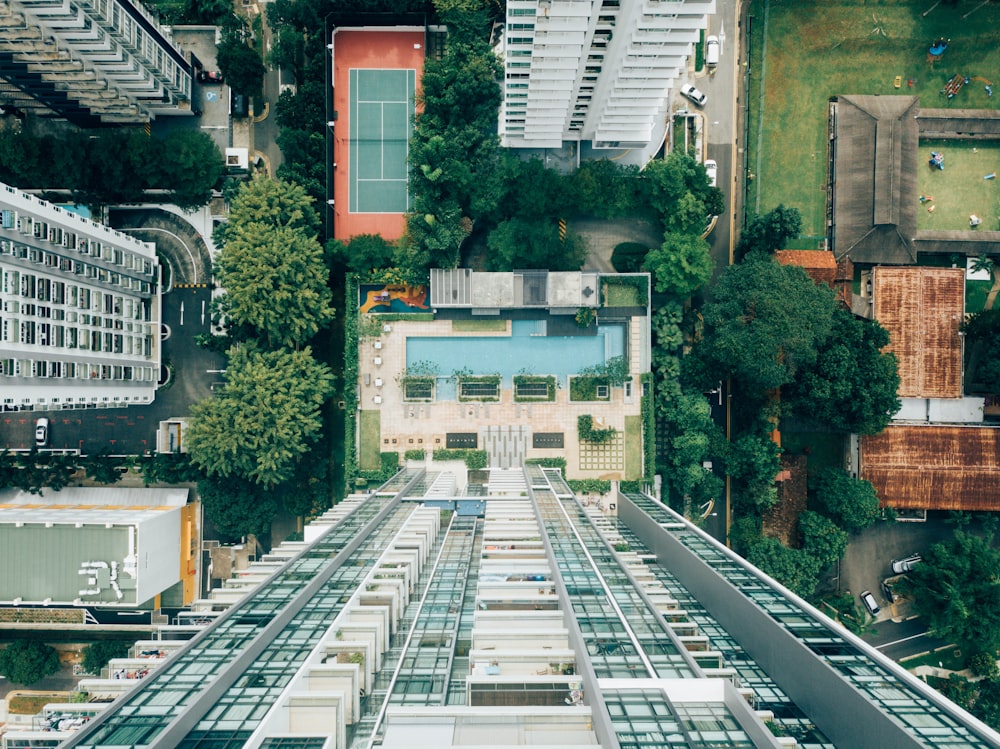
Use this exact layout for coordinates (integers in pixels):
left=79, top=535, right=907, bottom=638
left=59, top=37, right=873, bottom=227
left=331, top=28, right=425, bottom=242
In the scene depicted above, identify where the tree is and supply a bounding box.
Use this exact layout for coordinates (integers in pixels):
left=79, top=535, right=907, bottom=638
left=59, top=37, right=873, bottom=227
left=216, top=32, right=266, bottom=95
left=328, top=233, right=398, bottom=274
left=727, top=433, right=781, bottom=512
left=692, top=253, right=837, bottom=393
left=572, top=159, right=641, bottom=218
left=81, top=641, right=131, bottom=676
left=905, top=531, right=1000, bottom=654
left=787, top=308, right=900, bottom=434
left=157, top=131, right=225, bottom=210
left=223, top=175, right=320, bottom=238
left=0, top=640, right=60, bottom=685
left=198, top=473, right=277, bottom=539
left=747, top=537, right=821, bottom=599
left=737, top=205, right=803, bottom=258
left=611, top=242, right=649, bottom=273
left=486, top=217, right=586, bottom=271
left=799, top=510, right=848, bottom=570
left=641, top=152, right=723, bottom=232
left=80, top=450, right=126, bottom=485
left=217, top=223, right=333, bottom=347
left=813, top=467, right=881, bottom=533
left=185, top=345, right=334, bottom=487
left=963, top=309, right=1000, bottom=392
left=216, top=178, right=330, bottom=347
left=643, top=232, right=715, bottom=297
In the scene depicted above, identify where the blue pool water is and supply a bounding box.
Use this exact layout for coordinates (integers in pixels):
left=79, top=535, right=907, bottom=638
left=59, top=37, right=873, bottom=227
left=406, top=322, right=625, bottom=391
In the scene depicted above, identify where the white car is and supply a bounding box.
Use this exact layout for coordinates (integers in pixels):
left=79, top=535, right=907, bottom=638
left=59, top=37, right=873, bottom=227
left=35, top=417, right=49, bottom=447
left=891, top=554, right=921, bottom=575
left=680, top=83, right=707, bottom=107
left=704, top=159, right=718, bottom=187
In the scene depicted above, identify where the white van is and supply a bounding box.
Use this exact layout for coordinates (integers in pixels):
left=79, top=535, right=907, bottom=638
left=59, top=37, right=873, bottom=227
left=706, top=35, right=720, bottom=68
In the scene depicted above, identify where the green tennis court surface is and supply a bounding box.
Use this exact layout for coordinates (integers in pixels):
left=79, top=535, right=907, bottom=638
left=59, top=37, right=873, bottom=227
left=349, top=68, right=415, bottom=213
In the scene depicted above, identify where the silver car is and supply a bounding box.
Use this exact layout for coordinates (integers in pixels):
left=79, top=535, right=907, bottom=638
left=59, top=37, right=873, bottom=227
left=680, top=83, right=707, bottom=107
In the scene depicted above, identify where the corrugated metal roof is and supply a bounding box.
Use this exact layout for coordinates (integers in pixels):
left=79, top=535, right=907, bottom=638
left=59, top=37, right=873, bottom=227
left=861, top=424, right=1000, bottom=510
left=832, top=96, right=920, bottom=264
left=873, top=266, right=964, bottom=399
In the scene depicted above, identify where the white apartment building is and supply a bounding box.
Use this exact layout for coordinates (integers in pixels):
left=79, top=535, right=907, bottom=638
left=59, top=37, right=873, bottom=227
left=0, top=182, right=161, bottom=411
left=0, top=0, right=193, bottom=126
left=499, top=0, right=714, bottom=151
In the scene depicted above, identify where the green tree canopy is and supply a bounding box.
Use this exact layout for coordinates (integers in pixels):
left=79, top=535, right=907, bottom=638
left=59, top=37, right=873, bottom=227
left=224, top=175, right=320, bottom=239
left=812, top=467, right=881, bottom=533
left=0, top=640, right=60, bottom=685
left=747, top=537, right=821, bottom=599
left=904, top=531, right=1000, bottom=654
left=787, top=308, right=900, bottom=434
left=486, top=218, right=586, bottom=271
left=727, top=433, right=781, bottom=512
left=185, top=345, right=334, bottom=487
left=81, top=641, right=131, bottom=676
left=643, top=232, right=715, bottom=297
left=217, top=223, right=333, bottom=347
left=216, top=178, right=331, bottom=347
left=641, top=152, right=724, bottom=232
left=693, top=253, right=837, bottom=393
left=216, top=29, right=266, bottom=95
left=157, top=131, right=225, bottom=210
left=198, top=474, right=277, bottom=540
left=799, top=510, right=848, bottom=570
left=737, top=205, right=803, bottom=258
left=327, top=233, right=398, bottom=274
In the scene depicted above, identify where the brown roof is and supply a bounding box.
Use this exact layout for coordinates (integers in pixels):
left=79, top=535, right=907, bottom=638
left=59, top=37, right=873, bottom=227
left=917, top=107, right=1000, bottom=137
left=872, top=266, right=964, bottom=398
left=831, top=96, right=920, bottom=265
left=775, top=250, right=838, bottom=286
left=861, top=425, right=1000, bottom=511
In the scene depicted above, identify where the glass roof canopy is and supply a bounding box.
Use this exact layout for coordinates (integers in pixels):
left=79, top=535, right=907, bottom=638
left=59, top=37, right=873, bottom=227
left=623, top=492, right=998, bottom=749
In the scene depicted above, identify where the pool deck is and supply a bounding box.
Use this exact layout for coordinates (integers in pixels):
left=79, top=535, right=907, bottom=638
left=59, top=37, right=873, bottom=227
left=358, top=318, right=646, bottom=479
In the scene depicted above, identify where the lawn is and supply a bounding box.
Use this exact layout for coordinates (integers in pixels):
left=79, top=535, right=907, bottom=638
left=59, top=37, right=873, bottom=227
left=603, top=283, right=641, bottom=307
left=747, top=0, right=1000, bottom=240
left=917, top=139, right=1000, bottom=230
left=452, top=319, right=507, bottom=332
left=624, top=415, right=643, bottom=480
left=358, top=409, right=381, bottom=470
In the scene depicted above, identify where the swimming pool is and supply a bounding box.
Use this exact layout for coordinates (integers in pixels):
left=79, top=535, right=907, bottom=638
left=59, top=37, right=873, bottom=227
left=406, top=322, right=625, bottom=391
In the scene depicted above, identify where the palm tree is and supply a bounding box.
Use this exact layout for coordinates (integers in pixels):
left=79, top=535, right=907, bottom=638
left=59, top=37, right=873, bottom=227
left=972, top=254, right=995, bottom=279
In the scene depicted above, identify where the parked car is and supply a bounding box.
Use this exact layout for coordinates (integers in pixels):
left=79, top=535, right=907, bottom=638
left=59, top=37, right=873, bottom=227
left=197, top=70, right=224, bottom=84
left=891, top=554, right=921, bottom=575
left=860, top=590, right=880, bottom=617
left=34, top=417, right=49, bottom=447
left=704, top=158, right=718, bottom=187
left=881, top=580, right=896, bottom=604
left=706, top=35, right=720, bottom=68
left=680, top=83, right=707, bottom=107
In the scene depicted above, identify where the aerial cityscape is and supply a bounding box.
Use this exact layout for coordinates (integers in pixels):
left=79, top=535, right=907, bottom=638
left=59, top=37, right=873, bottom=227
left=1, top=0, right=1000, bottom=747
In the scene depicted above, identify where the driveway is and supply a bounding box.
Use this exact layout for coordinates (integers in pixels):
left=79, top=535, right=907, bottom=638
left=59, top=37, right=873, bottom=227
left=577, top=217, right=662, bottom=273
left=839, top=515, right=955, bottom=622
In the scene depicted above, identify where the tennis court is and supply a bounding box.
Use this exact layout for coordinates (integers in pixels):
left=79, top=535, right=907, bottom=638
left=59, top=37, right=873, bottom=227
left=349, top=68, right=415, bottom=214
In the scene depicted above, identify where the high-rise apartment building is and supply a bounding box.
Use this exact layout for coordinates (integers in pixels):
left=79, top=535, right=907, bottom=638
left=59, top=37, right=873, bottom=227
left=498, top=0, right=714, bottom=151
left=0, top=182, right=161, bottom=412
left=48, top=465, right=999, bottom=749
left=0, top=0, right=192, bottom=126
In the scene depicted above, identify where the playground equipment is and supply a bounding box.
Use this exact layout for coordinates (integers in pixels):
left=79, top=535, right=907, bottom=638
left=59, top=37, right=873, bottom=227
left=359, top=284, right=430, bottom=314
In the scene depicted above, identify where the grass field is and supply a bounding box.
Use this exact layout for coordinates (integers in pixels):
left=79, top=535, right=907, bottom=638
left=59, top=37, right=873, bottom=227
left=452, top=319, right=507, bottom=332
left=625, top=415, right=643, bottom=480
left=917, top=139, right=1000, bottom=230
left=747, top=0, right=1000, bottom=239
left=358, top=409, right=381, bottom=470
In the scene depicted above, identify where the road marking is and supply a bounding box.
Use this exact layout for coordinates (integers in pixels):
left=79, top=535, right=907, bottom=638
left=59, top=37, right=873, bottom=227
left=180, top=301, right=185, bottom=326
left=875, top=631, right=931, bottom=649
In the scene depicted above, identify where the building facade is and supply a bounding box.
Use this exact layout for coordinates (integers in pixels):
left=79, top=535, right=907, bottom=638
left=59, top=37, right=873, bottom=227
left=0, top=0, right=192, bottom=126
left=498, top=0, right=714, bottom=151
left=43, top=465, right=1000, bottom=749
left=0, top=182, right=161, bottom=412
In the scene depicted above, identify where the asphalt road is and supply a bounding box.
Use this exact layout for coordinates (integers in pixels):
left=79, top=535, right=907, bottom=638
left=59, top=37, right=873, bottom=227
left=1, top=281, right=223, bottom=456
